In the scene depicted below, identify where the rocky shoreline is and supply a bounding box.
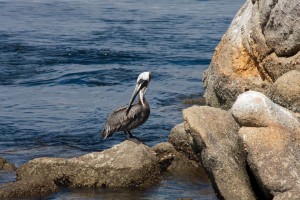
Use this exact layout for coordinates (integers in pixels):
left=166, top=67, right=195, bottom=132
left=0, top=129, right=209, bottom=199
left=1, top=91, right=299, bottom=199
left=1, top=0, right=299, bottom=199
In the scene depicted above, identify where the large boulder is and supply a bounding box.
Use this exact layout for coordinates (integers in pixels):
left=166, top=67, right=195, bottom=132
left=183, top=106, right=256, bottom=200
left=204, top=0, right=300, bottom=110
left=17, top=140, right=160, bottom=188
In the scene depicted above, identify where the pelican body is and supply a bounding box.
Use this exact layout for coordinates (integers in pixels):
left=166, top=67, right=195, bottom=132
left=102, top=71, right=151, bottom=140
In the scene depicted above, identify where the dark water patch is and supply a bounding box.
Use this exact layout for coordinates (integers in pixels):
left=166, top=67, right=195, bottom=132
left=17, top=67, right=136, bottom=87
left=168, top=58, right=211, bottom=66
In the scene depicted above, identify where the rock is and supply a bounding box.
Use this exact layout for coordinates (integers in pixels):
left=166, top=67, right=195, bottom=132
left=231, top=90, right=300, bottom=199
left=204, top=0, right=300, bottom=110
left=261, top=0, right=300, bottom=57
left=183, top=106, right=256, bottom=200
left=168, top=123, right=199, bottom=162
left=273, top=189, right=300, bottom=200
left=0, top=157, right=16, bottom=172
left=231, top=91, right=300, bottom=133
left=270, top=70, right=300, bottom=113
left=0, top=178, right=57, bottom=199
left=152, top=142, right=208, bottom=180
left=239, top=126, right=300, bottom=199
left=17, top=140, right=160, bottom=188
left=152, top=142, right=175, bottom=171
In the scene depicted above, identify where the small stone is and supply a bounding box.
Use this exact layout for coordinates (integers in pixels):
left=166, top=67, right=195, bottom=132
left=0, top=157, right=16, bottom=172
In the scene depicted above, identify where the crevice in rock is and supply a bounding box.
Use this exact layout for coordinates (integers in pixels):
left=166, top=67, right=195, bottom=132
left=275, top=46, right=300, bottom=58
left=157, top=154, right=174, bottom=172
left=54, top=175, right=71, bottom=186
left=245, top=164, right=266, bottom=200
left=251, top=50, right=274, bottom=82
left=101, top=182, right=107, bottom=188
left=215, top=93, right=226, bottom=107
left=260, top=0, right=279, bottom=36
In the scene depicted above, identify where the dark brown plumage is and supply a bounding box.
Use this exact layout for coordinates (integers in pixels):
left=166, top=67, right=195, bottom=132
left=101, top=98, right=150, bottom=140
left=101, top=71, right=151, bottom=141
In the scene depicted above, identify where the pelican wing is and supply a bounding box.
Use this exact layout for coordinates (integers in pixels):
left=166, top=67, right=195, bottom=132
left=102, top=103, right=143, bottom=140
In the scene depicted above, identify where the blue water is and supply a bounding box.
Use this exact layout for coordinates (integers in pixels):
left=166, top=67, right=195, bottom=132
left=0, top=0, right=245, bottom=199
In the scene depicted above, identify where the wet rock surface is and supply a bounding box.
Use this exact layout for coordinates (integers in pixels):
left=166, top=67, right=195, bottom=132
left=204, top=0, right=300, bottom=111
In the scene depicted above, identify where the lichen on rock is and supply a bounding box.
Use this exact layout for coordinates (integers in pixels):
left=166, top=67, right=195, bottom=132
left=204, top=0, right=300, bottom=111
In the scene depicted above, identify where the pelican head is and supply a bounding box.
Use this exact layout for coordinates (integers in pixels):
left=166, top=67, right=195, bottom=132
left=126, top=71, right=151, bottom=115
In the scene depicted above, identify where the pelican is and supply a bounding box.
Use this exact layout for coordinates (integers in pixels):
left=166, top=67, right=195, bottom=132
left=102, top=71, right=151, bottom=140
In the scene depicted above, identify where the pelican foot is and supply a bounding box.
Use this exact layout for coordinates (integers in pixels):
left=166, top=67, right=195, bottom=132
left=126, top=136, right=145, bottom=145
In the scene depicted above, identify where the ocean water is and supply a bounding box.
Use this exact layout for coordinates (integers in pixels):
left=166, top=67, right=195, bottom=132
left=0, top=0, right=245, bottom=199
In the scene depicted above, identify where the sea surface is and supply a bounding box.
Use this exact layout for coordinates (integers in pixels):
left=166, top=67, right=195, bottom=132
left=0, top=0, right=245, bottom=199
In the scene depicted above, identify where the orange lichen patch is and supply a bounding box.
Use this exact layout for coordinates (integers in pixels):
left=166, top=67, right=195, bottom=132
left=231, top=45, right=260, bottom=78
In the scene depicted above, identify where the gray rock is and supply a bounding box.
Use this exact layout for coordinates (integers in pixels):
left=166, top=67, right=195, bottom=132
left=152, top=142, right=175, bottom=171
left=204, top=0, right=300, bottom=110
left=262, top=0, right=300, bottom=57
left=231, top=91, right=300, bottom=133
left=152, top=142, right=208, bottom=181
left=183, top=106, right=256, bottom=200
left=273, top=188, right=300, bottom=200
left=0, top=157, right=16, bottom=172
left=261, top=50, right=300, bottom=81
left=17, top=140, right=160, bottom=188
left=239, top=126, right=300, bottom=199
left=0, top=178, right=57, bottom=199
left=168, top=123, right=200, bottom=162
left=270, top=70, right=300, bottom=113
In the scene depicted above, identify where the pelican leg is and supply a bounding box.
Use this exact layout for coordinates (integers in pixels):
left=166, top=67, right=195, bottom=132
left=124, top=131, right=133, bottom=139
left=124, top=131, right=130, bottom=139
left=128, top=131, right=133, bottom=138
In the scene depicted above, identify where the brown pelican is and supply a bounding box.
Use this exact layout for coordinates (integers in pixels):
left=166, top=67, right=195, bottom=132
left=102, top=71, right=151, bottom=140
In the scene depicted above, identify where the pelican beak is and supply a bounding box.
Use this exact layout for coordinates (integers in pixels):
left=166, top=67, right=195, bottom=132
left=125, top=80, right=145, bottom=115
